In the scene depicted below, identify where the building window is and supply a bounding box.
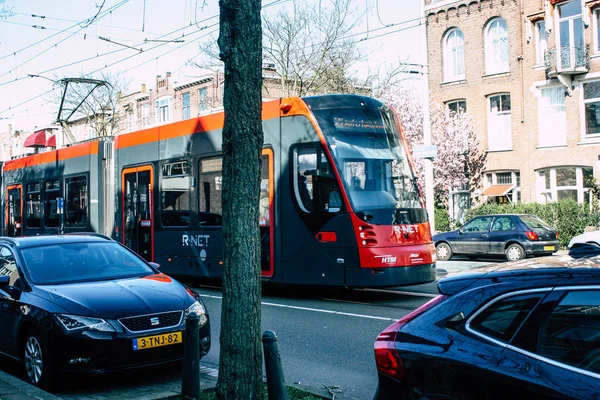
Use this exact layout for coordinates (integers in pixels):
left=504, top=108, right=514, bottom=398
left=198, top=88, right=208, bottom=112
left=596, top=9, right=600, bottom=53
left=141, top=104, right=150, bottom=128
left=482, top=171, right=520, bottom=204
left=537, top=166, right=593, bottom=204
left=487, top=94, right=512, bottom=151
left=182, top=92, right=190, bottom=120
left=557, top=1, right=584, bottom=70
left=446, top=99, right=467, bottom=114
left=444, top=28, right=465, bottom=81
left=539, top=86, right=566, bottom=147
left=583, top=80, right=600, bottom=136
left=155, top=96, right=172, bottom=125
left=485, top=17, right=509, bottom=74
left=536, top=20, right=548, bottom=64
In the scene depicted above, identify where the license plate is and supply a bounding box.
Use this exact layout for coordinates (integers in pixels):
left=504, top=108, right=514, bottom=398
left=544, top=246, right=555, bottom=251
left=133, top=332, right=182, bottom=351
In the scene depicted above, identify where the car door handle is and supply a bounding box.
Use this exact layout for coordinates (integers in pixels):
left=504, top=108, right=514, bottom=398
left=1, top=303, right=9, bottom=309
left=482, top=234, right=489, bottom=238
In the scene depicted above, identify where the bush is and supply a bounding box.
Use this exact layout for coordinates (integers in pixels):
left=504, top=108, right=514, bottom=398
left=434, top=206, right=451, bottom=233
left=465, top=200, right=600, bottom=248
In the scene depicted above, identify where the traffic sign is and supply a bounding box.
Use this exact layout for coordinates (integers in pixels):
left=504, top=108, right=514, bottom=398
left=412, top=145, right=438, bottom=160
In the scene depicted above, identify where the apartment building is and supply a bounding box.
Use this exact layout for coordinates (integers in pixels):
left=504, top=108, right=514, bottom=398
left=425, top=0, right=600, bottom=208
left=116, top=65, right=286, bottom=134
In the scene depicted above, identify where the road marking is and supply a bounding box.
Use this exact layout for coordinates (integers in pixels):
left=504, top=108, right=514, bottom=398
left=354, top=288, right=437, bottom=298
left=198, top=293, right=398, bottom=322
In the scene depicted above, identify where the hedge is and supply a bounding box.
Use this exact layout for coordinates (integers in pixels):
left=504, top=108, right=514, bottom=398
left=435, top=206, right=451, bottom=233
left=463, top=200, right=600, bottom=248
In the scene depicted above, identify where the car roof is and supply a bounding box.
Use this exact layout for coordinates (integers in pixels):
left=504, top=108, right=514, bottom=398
left=0, top=234, right=113, bottom=249
left=468, top=214, right=536, bottom=218
left=438, top=253, right=600, bottom=295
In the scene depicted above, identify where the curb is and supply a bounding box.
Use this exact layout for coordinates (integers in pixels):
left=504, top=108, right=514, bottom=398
left=0, top=370, right=63, bottom=400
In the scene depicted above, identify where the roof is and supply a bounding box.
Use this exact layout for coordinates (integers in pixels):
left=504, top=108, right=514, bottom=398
left=438, top=253, right=600, bottom=295
left=0, top=234, right=112, bottom=249
left=480, top=184, right=514, bottom=197
left=23, top=130, right=46, bottom=147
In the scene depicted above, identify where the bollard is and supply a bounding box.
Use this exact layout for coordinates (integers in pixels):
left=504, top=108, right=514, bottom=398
left=182, top=311, right=200, bottom=400
left=262, top=330, right=288, bottom=400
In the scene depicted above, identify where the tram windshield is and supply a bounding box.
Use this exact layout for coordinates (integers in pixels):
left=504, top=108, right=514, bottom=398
left=310, top=102, right=427, bottom=225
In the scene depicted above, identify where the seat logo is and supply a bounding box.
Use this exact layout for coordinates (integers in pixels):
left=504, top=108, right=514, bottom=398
left=150, top=317, right=160, bottom=326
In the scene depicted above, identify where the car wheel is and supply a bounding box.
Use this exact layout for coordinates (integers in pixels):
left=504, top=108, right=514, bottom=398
left=436, top=243, right=453, bottom=261
left=505, top=244, right=525, bottom=261
left=22, top=330, right=53, bottom=388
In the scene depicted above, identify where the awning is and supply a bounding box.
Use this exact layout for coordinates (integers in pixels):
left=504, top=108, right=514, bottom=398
left=481, top=184, right=514, bottom=197
left=23, top=130, right=46, bottom=147
left=46, top=135, right=56, bottom=147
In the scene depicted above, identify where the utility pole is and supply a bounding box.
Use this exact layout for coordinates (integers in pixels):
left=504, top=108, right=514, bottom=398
left=419, top=0, right=435, bottom=233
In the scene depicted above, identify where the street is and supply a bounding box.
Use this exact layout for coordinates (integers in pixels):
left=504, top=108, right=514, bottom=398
left=0, top=258, right=495, bottom=400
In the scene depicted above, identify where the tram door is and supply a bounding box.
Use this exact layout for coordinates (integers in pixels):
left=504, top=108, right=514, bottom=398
left=122, top=166, right=154, bottom=261
left=6, top=185, right=22, bottom=237
left=260, top=149, right=274, bottom=277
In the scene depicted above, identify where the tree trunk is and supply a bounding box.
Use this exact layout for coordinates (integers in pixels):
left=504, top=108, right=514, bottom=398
left=216, top=0, right=264, bottom=399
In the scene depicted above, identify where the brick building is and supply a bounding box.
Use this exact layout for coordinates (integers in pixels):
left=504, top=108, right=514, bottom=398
left=115, top=65, right=287, bottom=134
left=425, top=0, right=600, bottom=211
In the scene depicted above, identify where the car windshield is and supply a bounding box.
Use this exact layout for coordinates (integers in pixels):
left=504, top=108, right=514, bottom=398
left=520, top=215, right=554, bottom=231
left=310, top=103, right=426, bottom=225
left=21, top=242, right=155, bottom=285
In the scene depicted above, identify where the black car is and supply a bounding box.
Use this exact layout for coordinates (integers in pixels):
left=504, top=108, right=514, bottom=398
left=373, top=246, right=600, bottom=400
left=0, top=234, right=210, bottom=388
left=433, top=214, right=559, bottom=261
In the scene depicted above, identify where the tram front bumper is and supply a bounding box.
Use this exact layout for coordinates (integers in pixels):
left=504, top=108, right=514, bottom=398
left=344, top=263, right=436, bottom=288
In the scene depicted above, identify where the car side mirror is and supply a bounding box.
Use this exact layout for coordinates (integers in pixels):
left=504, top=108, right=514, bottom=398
left=458, top=228, right=464, bottom=234
left=148, top=262, right=161, bottom=270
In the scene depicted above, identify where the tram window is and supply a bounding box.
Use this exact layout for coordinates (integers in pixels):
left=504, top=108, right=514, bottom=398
left=294, top=146, right=341, bottom=213
left=44, top=180, right=60, bottom=228
left=259, top=156, right=270, bottom=227
left=26, top=182, right=42, bottom=229
left=199, top=158, right=223, bottom=226
left=65, top=176, right=88, bottom=228
left=161, top=161, right=191, bottom=227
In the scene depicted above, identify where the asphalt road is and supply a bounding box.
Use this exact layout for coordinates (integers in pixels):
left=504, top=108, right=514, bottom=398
left=1, top=258, right=500, bottom=400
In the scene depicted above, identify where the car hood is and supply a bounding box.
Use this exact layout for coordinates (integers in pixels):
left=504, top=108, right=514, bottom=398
left=433, top=230, right=459, bottom=241
left=32, top=274, right=193, bottom=319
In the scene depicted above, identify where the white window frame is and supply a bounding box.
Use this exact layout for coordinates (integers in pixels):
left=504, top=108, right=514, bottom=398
left=446, top=99, right=467, bottom=115
left=182, top=92, right=191, bottom=120
left=535, top=20, right=548, bottom=65
left=155, top=96, right=172, bottom=125
left=594, top=9, right=600, bottom=54
left=444, top=28, right=465, bottom=82
left=487, top=93, right=512, bottom=151
left=580, top=79, right=600, bottom=141
left=141, top=104, right=150, bottom=128
left=482, top=171, right=520, bottom=203
left=198, top=87, right=208, bottom=112
left=555, top=0, right=584, bottom=70
left=538, top=85, right=567, bottom=148
left=536, top=166, right=592, bottom=204
left=485, top=17, right=509, bottom=75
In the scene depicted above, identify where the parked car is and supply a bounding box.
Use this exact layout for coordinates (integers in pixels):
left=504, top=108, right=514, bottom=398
left=373, top=247, right=600, bottom=400
left=0, top=234, right=210, bottom=388
left=568, top=229, right=600, bottom=248
left=433, top=214, right=559, bottom=261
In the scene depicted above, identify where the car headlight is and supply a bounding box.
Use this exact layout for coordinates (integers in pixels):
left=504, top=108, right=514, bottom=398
left=56, top=314, right=116, bottom=332
left=184, top=301, right=208, bottom=327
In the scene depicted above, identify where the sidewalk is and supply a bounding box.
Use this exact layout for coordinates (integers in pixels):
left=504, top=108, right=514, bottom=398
left=0, top=370, right=62, bottom=400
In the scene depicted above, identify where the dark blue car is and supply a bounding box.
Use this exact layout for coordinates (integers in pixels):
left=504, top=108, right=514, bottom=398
left=374, top=247, right=600, bottom=400
left=433, top=214, right=559, bottom=261
left=0, top=234, right=210, bottom=388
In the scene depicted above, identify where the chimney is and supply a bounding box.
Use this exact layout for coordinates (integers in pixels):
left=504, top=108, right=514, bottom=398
left=141, top=84, right=147, bottom=93
left=166, top=72, right=171, bottom=78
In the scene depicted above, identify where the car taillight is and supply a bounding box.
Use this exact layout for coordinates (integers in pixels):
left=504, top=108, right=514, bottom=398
left=374, top=295, right=448, bottom=381
left=525, top=231, right=539, bottom=241
left=555, top=232, right=559, bottom=239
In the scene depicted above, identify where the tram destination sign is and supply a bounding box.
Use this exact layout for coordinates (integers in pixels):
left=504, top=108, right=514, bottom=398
left=412, top=145, right=437, bottom=160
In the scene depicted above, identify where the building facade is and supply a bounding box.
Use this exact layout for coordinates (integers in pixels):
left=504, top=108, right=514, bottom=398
left=425, top=0, right=600, bottom=207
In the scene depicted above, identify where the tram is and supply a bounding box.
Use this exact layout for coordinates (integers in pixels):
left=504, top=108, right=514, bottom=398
left=1, top=94, right=436, bottom=287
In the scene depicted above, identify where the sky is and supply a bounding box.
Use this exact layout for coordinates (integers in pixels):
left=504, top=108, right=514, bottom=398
left=0, top=0, right=424, bottom=133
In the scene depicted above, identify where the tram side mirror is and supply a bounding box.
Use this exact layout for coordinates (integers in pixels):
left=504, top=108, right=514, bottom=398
left=148, top=262, right=161, bottom=270
left=327, top=191, right=342, bottom=213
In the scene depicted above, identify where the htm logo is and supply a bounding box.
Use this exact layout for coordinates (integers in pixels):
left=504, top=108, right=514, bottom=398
left=375, top=255, right=397, bottom=264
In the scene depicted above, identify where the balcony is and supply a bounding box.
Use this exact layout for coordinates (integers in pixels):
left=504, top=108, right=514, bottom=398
left=545, top=45, right=590, bottom=79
